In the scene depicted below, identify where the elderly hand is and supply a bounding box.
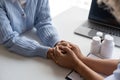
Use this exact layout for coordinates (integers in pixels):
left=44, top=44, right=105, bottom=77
left=55, top=40, right=72, bottom=49
left=51, top=46, right=80, bottom=69
left=47, top=48, right=54, bottom=59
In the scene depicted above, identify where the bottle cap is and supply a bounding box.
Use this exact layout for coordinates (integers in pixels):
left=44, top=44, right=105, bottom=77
left=93, top=36, right=101, bottom=41
left=96, top=31, right=103, bottom=37
left=104, top=34, right=114, bottom=41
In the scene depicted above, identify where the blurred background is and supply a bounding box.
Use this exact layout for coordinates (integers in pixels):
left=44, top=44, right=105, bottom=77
left=49, top=0, right=92, bottom=17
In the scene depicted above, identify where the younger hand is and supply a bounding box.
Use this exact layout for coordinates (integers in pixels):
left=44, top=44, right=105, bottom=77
left=69, top=42, right=85, bottom=60
left=57, top=40, right=85, bottom=60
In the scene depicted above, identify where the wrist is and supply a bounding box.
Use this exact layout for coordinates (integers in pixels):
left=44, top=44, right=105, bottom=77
left=74, top=60, right=104, bottom=80
left=73, top=59, right=82, bottom=71
left=79, top=55, right=86, bottom=62
left=74, top=60, right=85, bottom=72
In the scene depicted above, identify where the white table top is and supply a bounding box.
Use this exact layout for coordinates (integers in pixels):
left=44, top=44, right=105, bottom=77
left=0, top=7, right=120, bottom=80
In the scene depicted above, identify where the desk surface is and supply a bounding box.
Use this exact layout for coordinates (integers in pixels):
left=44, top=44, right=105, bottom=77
left=0, top=7, right=120, bottom=80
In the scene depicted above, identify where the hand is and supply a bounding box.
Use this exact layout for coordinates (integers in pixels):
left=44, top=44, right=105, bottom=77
left=47, top=40, right=71, bottom=59
left=55, top=40, right=72, bottom=53
left=57, top=40, right=85, bottom=60
left=55, top=40, right=72, bottom=54
left=47, top=40, right=69, bottom=59
left=47, top=48, right=54, bottom=59
left=68, top=42, right=85, bottom=60
left=51, top=46, right=79, bottom=69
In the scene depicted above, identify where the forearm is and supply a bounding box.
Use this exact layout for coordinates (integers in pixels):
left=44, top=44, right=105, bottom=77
left=81, top=57, right=119, bottom=75
left=74, top=60, right=104, bottom=80
left=36, top=25, right=60, bottom=47
left=34, top=0, right=60, bottom=47
left=4, top=35, right=50, bottom=58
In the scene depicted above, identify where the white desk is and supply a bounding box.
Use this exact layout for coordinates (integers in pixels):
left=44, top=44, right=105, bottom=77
left=0, top=7, right=120, bottom=80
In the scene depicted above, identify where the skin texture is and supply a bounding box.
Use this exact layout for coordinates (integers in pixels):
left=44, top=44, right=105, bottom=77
left=48, top=41, right=119, bottom=80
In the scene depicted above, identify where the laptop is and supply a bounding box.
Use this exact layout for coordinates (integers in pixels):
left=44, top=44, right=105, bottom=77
left=74, top=0, right=120, bottom=47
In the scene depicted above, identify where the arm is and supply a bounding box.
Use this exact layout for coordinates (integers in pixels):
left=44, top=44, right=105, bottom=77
left=34, top=0, right=60, bottom=47
left=0, top=6, right=50, bottom=58
left=59, top=41, right=119, bottom=75
left=81, top=57, right=119, bottom=75
left=52, top=46, right=104, bottom=80
left=75, top=58, right=104, bottom=80
left=69, top=42, right=119, bottom=75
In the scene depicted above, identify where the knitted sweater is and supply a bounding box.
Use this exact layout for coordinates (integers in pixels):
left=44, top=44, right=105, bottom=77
left=0, top=0, right=60, bottom=58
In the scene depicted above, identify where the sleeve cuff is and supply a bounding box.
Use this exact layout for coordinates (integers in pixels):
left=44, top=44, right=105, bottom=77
left=36, top=46, right=50, bottom=58
left=50, top=36, right=61, bottom=47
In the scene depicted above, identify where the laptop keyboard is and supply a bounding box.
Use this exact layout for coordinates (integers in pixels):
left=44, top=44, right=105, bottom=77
left=83, top=21, right=120, bottom=37
left=74, top=21, right=120, bottom=47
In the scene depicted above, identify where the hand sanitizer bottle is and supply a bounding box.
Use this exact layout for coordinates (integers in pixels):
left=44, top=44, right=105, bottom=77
left=100, top=34, right=115, bottom=58
left=90, top=36, right=101, bottom=55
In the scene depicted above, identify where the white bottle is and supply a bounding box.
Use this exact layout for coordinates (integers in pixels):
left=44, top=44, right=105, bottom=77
left=100, top=34, right=115, bottom=58
left=96, top=31, right=103, bottom=41
left=90, top=36, right=101, bottom=55
left=96, top=31, right=103, bottom=38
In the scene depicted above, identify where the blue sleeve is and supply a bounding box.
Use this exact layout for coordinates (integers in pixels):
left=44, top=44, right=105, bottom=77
left=104, top=63, right=120, bottom=80
left=0, top=7, right=49, bottom=58
left=34, top=0, right=60, bottom=47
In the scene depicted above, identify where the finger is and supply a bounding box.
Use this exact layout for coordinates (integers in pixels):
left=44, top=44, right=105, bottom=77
left=55, top=40, right=66, bottom=46
left=54, top=46, right=64, bottom=58
left=61, top=42, right=69, bottom=46
left=53, top=47, right=65, bottom=64
left=61, top=46, right=74, bottom=55
left=68, top=42, right=78, bottom=50
left=57, top=45, right=67, bottom=54
left=60, top=40, right=66, bottom=42
left=51, top=56, right=58, bottom=64
left=61, top=41, right=72, bottom=49
left=59, top=42, right=73, bottom=50
left=58, top=41, right=73, bottom=49
left=51, top=48, right=60, bottom=64
left=51, top=54, right=55, bottom=61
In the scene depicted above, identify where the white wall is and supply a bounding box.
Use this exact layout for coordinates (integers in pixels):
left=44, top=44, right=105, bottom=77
left=49, top=0, right=92, bottom=17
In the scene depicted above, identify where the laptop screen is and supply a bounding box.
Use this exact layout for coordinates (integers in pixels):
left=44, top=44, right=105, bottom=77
left=88, top=0, right=120, bottom=29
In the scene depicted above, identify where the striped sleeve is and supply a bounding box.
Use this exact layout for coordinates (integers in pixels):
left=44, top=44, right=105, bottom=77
left=0, top=6, right=49, bottom=58
left=34, top=0, right=60, bottom=47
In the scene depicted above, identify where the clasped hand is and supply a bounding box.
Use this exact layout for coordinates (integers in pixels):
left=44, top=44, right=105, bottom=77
left=48, top=41, right=84, bottom=70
